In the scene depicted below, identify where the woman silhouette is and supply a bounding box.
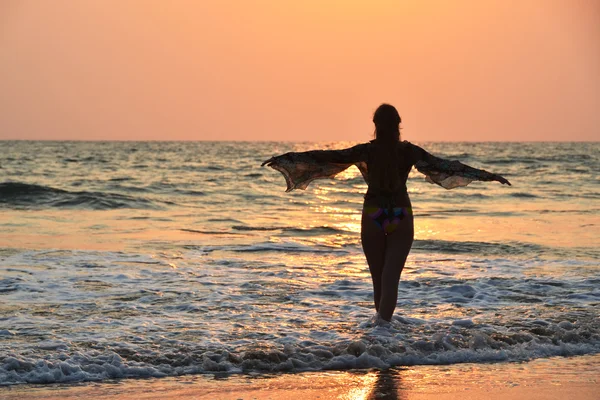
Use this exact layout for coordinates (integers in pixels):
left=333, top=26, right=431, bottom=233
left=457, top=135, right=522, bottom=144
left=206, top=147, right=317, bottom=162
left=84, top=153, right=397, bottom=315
left=262, top=104, right=510, bottom=322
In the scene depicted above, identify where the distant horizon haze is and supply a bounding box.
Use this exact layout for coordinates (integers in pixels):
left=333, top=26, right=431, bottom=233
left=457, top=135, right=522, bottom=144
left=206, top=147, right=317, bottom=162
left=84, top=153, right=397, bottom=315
left=1, top=0, right=598, bottom=142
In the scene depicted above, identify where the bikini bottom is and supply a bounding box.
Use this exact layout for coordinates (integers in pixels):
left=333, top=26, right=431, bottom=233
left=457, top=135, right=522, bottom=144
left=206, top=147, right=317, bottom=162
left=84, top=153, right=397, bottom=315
left=364, top=206, right=412, bottom=234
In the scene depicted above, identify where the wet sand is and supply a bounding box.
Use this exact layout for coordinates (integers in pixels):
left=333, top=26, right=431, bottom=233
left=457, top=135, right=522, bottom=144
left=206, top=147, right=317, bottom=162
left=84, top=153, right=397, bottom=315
left=2, top=354, right=598, bottom=400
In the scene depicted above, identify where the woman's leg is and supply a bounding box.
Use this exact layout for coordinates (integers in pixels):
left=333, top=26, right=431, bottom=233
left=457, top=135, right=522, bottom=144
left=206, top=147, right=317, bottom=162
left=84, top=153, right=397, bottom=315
left=378, top=216, right=414, bottom=321
left=361, top=211, right=386, bottom=312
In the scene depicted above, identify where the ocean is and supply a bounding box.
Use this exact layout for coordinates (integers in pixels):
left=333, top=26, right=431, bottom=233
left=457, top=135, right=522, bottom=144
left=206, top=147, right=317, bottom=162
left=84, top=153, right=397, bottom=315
left=0, top=141, right=598, bottom=385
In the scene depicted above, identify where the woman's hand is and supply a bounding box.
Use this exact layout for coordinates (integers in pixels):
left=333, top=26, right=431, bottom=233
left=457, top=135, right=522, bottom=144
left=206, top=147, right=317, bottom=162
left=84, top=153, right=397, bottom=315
left=261, top=157, right=275, bottom=167
left=261, top=155, right=284, bottom=167
left=495, top=175, right=511, bottom=186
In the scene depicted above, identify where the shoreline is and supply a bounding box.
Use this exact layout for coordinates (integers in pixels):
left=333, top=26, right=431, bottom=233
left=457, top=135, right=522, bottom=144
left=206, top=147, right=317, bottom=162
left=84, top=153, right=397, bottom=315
left=2, top=354, right=599, bottom=400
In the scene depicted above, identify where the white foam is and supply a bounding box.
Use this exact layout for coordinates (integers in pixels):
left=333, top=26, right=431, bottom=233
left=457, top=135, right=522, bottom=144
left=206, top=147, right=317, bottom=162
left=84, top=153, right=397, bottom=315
left=1, top=249, right=599, bottom=386
left=2, top=331, right=599, bottom=385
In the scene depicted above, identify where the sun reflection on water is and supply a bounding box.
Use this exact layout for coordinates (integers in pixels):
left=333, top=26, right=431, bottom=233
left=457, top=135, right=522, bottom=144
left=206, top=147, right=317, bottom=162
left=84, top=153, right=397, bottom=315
left=333, top=221, right=361, bottom=233
left=339, top=373, right=378, bottom=400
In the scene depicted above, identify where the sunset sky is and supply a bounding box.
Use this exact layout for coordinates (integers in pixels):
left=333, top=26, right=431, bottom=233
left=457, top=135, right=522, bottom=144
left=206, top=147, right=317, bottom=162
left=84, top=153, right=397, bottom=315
left=1, top=0, right=598, bottom=141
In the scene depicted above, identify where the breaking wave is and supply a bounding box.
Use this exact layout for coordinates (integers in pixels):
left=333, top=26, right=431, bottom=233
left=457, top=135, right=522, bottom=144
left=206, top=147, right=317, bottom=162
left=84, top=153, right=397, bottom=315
left=0, top=182, right=162, bottom=210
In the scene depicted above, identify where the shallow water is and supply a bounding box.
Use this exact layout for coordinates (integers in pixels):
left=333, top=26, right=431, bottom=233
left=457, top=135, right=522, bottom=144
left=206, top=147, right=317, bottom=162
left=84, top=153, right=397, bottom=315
left=0, top=141, right=598, bottom=385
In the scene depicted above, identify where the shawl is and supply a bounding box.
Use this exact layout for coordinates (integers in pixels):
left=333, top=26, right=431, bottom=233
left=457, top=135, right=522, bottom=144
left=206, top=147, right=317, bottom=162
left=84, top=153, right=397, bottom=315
left=262, top=142, right=510, bottom=192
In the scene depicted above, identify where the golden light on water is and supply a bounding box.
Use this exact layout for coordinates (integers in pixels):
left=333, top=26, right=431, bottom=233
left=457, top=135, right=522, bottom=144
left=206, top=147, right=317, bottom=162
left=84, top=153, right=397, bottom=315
left=335, top=167, right=362, bottom=181
left=341, top=373, right=378, bottom=400
left=414, top=221, right=441, bottom=241
left=334, top=221, right=361, bottom=234
left=311, top=205, right=358, bottom=214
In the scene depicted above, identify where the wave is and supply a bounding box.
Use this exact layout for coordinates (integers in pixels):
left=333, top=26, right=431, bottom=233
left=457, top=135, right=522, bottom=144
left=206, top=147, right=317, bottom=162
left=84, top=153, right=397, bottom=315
left=180, top=228, right=246, bottom=235
left=232, top=225, right=288, bottom=231
left=190, top=240, right=349, bottom=254
left=181, top=232, right=598, bottom=259
left=232, top=225, right=349, bottom=235
left=212, top=235, right=597, bottom=259
left=412, top=239, right=530, bottom=257
left=412, top=239, right=600, bottom=260
left=1, top=314, right=598, bottom=385
left=509, top=192, right=539, bottom=198
left=413, top=238, right=536, bottom=257
left=0, top=182, right=162, bottom=210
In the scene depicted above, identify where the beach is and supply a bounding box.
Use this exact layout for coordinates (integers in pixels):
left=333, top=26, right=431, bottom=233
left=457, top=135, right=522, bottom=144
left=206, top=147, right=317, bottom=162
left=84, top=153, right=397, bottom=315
left=2, top=355, right=599, bottom=399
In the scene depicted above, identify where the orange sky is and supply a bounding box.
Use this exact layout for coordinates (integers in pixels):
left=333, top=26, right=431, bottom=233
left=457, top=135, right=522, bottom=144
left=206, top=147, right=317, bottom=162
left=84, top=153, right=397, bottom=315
left=1, top=0, right=598, bottom=141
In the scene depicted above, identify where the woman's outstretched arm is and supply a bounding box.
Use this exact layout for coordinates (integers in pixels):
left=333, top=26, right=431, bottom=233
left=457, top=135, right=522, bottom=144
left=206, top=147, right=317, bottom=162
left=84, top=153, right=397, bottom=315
left=409, top=143, right=511, bottom=189
left=262, top=143, right=369, bottom=192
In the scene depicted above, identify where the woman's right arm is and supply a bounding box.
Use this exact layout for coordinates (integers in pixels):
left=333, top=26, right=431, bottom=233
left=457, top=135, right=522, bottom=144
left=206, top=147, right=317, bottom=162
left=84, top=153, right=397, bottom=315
left=262, top=143, right=370, bottom=192
left=262, top=143, right=369, bottom=167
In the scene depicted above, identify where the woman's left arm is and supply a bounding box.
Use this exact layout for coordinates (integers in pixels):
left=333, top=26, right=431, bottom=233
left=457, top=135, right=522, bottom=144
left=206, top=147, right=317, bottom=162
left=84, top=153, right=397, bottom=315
left=410, top=144, right=511, bottom=189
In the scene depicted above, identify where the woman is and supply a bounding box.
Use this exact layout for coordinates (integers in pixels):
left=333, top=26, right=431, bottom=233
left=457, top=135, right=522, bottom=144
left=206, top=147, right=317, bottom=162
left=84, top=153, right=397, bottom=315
left=262, top=104, right=511, bottom=322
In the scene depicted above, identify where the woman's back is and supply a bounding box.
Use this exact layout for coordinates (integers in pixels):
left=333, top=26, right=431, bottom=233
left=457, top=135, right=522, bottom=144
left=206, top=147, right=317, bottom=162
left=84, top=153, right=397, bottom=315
left=365, top=141, right=415, bottom=208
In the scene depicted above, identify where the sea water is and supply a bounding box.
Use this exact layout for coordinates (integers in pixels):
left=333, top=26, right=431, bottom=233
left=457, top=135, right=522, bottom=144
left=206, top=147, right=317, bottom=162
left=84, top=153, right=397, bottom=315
left=0, top=141, right=598, bottom=385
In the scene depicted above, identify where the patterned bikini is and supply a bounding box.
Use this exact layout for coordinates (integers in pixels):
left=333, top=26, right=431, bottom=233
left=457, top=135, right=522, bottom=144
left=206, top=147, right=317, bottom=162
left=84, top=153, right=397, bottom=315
left=364, top=206, right=412, bottom=234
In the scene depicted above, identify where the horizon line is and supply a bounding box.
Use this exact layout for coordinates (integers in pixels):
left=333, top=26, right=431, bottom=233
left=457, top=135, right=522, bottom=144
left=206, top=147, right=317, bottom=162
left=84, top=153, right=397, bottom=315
left=1, top=139, right=599, bottom=143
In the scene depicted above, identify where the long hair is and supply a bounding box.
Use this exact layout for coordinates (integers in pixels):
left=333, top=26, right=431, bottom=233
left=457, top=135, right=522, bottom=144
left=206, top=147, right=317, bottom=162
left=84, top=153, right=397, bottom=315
left=370, top=104, right=402, bottom=192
